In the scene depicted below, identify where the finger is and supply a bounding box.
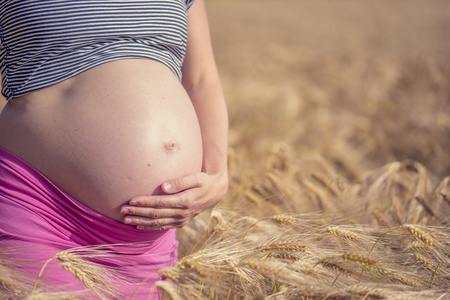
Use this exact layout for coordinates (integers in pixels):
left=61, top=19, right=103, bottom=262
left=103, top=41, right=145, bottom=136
left=161, top=172, right=205, bottom=194
left=137, top=219, right=190, bottom=231
left=123, top=215, right=173, bottom=226
left=128, top=191, right=195, bottom=209
left=123, top=216, right=188, bottom=230
left=121, top=206, right=190, bottom=220
left=137, top=223, right=188, bottom=231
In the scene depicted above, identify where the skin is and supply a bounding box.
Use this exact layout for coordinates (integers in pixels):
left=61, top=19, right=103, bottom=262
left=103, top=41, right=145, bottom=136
left=120, top=0, right=229, bottom=231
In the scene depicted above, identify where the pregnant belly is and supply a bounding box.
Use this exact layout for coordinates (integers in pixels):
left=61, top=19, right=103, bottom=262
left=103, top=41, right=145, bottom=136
left=0, top=59, right=203, bottom=221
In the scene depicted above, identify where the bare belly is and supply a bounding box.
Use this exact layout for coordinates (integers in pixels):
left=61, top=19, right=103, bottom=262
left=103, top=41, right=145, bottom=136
left=0, top=59, right=203, bottom=221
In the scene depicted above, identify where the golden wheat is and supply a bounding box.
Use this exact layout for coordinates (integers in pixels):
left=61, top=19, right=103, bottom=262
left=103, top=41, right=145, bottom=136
left=372, top=210, right=391, bottom=227
left=239, top=259, right=299, bottom=285
left=326, top=226, right=359, bottom=241
left=346, top=284, right=395, bottom=299
left=342, top=253, right=379, bottom=266
left=402, top=224, right=434, bottom=246
left=414, top=253, right=434, bottom=269
left=255, top=241, right=307, bottom=253
left=24, top=292, right=81, bottom=300
left=271, top=214, right=295, bottom=225
left=157, top=267, right=181, bottom=283
left=319, top=260, right=358, bottom=276
left=154, top=281, right=181, bottom=300
left=0, top=264, right=31, bottom=296
left=265, top=172, right=294, bottom=202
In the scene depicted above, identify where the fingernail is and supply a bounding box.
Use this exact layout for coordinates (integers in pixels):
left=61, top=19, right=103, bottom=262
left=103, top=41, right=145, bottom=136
left=124, top=218, right=132, bottom=224
left=130, top=200, right=140, bottom=206
left=121, top=208, right=129, bottom=214
left=137, top=225, right=144, bottom=230
left=163, top=182, right=171, bottom=191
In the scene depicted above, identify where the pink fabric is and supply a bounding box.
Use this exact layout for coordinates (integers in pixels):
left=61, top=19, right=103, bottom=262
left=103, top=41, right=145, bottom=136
left=0, top=147, right=178, bottom=299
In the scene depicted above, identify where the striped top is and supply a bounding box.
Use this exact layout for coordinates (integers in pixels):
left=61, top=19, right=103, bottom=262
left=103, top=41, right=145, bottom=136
left=0, top=0, right=195, bottom=100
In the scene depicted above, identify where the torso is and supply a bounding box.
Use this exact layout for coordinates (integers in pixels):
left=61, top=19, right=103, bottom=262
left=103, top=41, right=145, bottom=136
left=0, top=59, right=203, bottom=221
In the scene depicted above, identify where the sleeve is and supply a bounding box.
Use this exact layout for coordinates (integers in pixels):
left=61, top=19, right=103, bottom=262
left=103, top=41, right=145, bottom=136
left=186, top=0, right=195, bottom=10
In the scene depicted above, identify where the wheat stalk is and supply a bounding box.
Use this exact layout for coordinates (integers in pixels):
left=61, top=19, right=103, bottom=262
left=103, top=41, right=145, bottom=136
left=24, top=292, right=81, bottom=300
left=154, top=280, right=181, bottom=300
left=157, top=267, right=181, bottom=283
left=409, top=240, right=430, bottom=250
left=346, top=284, right=395, bottom=299
left=0, top=264, right=32, bottom=295
left=271, top=214, right=295, bottom=225
left=265, top=171, right=294, bottom=201
left=414, top=253, right=433, bottom=269
left=402, top=224, right=433, bottom=246
left=180, top=259, right=215, bottom=281
left=239, top=258, right=298, bottom=285
left=319, top=260, right=358, bottom=276
left=245, top=189, right=266, bottom=206
left=255, top=241, right=307, bottom=253
left=392, top=274, right=422, bottom=287
left=326, top=226, right=359, bottom=241
left=50, top=250, right=122, bottom=299
left=372, top=210, right=391, bottom=227
left=310, top=172, right=339, bottom=197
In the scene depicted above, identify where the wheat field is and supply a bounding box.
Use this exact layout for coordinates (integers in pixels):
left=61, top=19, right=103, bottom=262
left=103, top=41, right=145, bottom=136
left=2, top=0, right=450, bottom=299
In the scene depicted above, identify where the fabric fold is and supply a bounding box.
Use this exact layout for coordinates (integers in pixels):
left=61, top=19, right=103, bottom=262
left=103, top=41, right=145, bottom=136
left=0, top=147, right=178, bottom=299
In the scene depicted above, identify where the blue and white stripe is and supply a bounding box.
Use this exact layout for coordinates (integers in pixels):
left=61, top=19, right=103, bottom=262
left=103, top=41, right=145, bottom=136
left=0, top=0, right=195, bottom=100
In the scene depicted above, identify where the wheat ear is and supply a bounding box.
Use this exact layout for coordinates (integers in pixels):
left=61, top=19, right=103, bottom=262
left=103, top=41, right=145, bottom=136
left=255, top=241, right=307, bottom=253
left=157, top=267, right=181, bottom=282
left=326, top=226, right=359, bottom=241
left=239, top=258, right=297, bottom=284
left=402, top=224, right=433, bottom=246
left=272, top=214, right=295, bottom=225
left=154, top=280, right=182, bottom=300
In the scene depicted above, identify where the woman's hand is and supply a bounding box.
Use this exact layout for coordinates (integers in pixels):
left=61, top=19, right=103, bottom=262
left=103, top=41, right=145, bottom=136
left=120, top=171, right=228, bottom=230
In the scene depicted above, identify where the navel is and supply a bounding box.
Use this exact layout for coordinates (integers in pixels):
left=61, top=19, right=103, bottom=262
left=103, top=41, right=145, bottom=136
left=163, top=138, right=178, bottom=153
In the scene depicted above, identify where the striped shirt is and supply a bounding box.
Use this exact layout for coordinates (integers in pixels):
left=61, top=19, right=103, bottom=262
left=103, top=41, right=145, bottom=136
left=0, top=0, right=195, bottom=100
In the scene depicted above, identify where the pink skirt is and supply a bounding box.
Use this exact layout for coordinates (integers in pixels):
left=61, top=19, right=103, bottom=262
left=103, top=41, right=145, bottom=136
left=0, top=147, right=178, bottom=299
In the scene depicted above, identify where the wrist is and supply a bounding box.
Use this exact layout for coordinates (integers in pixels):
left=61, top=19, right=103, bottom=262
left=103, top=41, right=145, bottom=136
left=201, top=156, right=228, bottom=178
left=208, top=168, right=229, bottom=197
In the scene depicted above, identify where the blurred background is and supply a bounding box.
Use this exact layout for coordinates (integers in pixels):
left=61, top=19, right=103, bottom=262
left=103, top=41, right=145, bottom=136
left=207, top=0, right=450, bottom=180
left=1, top=0, right=449, bottom=180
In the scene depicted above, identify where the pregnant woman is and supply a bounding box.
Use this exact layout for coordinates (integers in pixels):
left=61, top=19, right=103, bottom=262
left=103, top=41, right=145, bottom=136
left=0, top=0, right=228, bottom=298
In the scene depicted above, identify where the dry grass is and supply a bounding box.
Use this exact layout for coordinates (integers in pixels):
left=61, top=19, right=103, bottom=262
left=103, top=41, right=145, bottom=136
left=2, top=0, right=450, bottom=299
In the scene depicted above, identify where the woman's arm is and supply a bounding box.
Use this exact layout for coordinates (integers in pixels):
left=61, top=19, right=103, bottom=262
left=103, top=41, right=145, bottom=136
left=120, top=0, right=229, bottom=230
left=181, top=0, right=229, bottom=181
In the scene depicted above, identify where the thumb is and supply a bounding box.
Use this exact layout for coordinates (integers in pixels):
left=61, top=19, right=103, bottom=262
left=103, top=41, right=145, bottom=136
left=161, top=173, right=202, bottom=194
left=161, top=181, right=177, bottom=194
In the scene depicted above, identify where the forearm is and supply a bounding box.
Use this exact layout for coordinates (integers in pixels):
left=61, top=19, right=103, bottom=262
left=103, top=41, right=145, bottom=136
left=185, top=78, right=229, bottom=180
left=181, top=0, right=228, bottom=180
